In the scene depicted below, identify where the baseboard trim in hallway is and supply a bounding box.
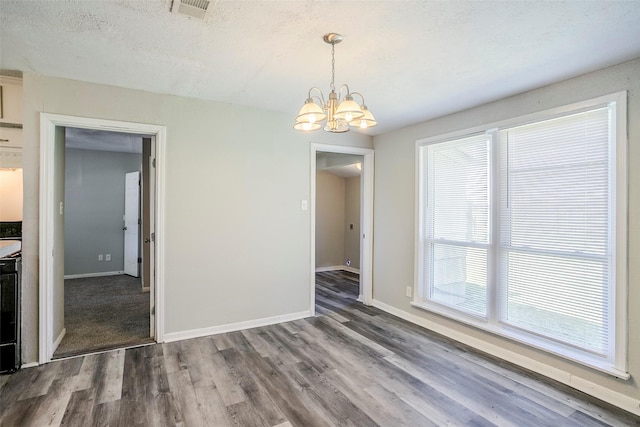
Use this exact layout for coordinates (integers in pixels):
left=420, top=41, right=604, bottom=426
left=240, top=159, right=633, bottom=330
left=52, top=328, right=66, bottom=353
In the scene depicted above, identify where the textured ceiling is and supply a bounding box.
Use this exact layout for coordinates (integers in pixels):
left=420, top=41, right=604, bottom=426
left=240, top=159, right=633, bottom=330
left=2, top=1, right=640, bottom=135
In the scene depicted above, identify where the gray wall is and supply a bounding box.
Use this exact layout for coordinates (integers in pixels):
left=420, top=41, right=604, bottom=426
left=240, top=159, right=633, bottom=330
left=20, top=74, right=372, bottom=364
left=64, top=148, right=142, bottom=276
left=344, top=176, right=361, bottom=270
left=315, top=172, right=361, bottom=270
left=372, top=58, right=640, bottom=402
left=315, top=171, right=345, bottom=268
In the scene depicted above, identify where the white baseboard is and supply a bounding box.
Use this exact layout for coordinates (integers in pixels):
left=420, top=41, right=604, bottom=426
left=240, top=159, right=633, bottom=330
left=315, top=265, right=360, bottom=274
left=20, top=361, right=39, bottom=369
left=64, top=271, right=125, bottom=279
left=163, top=310, right=312, bottom=343
left=371, top=299, right=640, bottom=416
left=315, top=265, right=344, bottom=272
left=52, top=328, right=66, bottom=353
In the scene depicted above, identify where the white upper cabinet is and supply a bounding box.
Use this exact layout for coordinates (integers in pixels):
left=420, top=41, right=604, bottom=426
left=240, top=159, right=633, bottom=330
left=0, top=76, right=23, bottom=125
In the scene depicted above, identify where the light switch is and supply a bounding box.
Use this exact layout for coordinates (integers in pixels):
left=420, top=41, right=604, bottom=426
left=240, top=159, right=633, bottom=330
left=301, top=200, right=308, bottom=211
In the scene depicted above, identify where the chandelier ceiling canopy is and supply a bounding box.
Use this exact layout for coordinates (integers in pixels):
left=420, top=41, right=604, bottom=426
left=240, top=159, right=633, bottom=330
left=294, top=33, right=377, bottom=133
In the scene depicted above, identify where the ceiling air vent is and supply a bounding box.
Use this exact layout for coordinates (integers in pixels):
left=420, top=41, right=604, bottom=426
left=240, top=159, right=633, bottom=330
left=171, top=0, right=210, bottom=20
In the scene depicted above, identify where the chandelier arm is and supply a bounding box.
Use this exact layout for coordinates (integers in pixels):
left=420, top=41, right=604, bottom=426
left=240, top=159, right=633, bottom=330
left=307, top=87, right=326, bottom=107
left=337, top=84, right=352, bottom=99
left=350, top=92, right=365, bottom=105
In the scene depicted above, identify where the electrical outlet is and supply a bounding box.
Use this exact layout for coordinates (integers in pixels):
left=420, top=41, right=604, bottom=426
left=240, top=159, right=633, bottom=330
left=105, top=254, right=111, bottom=261
left=406, top=286, right=413, bottom=298
left=98, top=254, right=104, bottom=261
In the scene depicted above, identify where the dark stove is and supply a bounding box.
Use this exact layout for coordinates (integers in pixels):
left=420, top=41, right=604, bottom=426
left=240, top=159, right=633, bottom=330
left=0, top=221, right=21, bottom=373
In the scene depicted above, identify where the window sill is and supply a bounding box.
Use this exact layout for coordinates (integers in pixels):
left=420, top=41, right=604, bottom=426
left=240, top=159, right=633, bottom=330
left=410, top=300, right=630, bottom=380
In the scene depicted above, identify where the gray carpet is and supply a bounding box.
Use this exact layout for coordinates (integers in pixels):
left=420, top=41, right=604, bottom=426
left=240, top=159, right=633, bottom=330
left=53, top=274, right=152, bottom=359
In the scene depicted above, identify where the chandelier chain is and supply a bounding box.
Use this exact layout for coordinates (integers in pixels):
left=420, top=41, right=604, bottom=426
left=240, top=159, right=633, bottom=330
left=330, top=42, right=336, bottom=92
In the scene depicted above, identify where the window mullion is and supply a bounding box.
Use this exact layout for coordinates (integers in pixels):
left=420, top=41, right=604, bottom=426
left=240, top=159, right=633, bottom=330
left=487, top=129, right=500, bottom=326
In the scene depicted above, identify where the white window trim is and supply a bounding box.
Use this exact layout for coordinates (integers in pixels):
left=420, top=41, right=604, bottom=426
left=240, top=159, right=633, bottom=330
left=413, top=92, right=628, bottom=378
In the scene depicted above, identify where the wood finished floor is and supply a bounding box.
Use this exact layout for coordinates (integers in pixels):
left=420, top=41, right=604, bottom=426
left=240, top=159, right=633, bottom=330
left=1, top=271, right=638, bottom=426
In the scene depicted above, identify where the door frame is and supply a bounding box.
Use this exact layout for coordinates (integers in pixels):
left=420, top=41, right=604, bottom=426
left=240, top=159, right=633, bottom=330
left=310, top=143, right=374, bottom=315
left=39, top=113, right=167, bottom=364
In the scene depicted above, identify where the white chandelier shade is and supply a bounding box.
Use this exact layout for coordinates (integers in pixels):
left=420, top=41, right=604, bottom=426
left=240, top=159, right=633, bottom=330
left=294, top=33, right=377, bottom=133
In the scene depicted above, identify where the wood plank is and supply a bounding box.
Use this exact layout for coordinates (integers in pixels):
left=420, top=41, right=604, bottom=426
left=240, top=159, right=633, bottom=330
left=193, top=385, right=234, bottom=427
left=286, top=360, right=378, bottom=426
left=95, top=349, right=125, bottom=404
left=22, top=378, right=72, bottom=426
left=16, top=362, right=61, bottom=400
left=0, top=394, right=42, bottom=426
left=118, top=347, right=149, bottom=424
left=241, top=351, right=334, bottom=427
left=206, top=351, right=247, bottom=406
left=166, top=368, right=205, bottom=426
left=90, top=400, right=122, bottom=427
left=226, top=400, right=269, bottom=427
left=220, top=347, right=287, bottom=426
left=60, top=388, right=95, bottom=427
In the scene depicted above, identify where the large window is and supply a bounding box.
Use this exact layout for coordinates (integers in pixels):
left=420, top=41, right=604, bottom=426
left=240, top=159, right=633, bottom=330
left=416, top=93, right=627, bottom=375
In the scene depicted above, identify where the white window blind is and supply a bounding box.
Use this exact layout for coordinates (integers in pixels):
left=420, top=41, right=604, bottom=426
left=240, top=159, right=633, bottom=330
left=425, top=134, right=490, bottom=317
left=417, top=94, right=626, bottom=373
left=499, top=108, right=611, bottom=355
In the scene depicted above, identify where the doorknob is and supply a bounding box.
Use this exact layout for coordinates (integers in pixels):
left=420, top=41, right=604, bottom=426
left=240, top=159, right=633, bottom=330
left=122, top=226, right=127, bottom=231
left=144, top=238, right=151, bottom=243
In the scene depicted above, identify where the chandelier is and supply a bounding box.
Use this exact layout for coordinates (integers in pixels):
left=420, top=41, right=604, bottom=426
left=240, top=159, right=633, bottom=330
left=294, top=33, right=377, bottom=133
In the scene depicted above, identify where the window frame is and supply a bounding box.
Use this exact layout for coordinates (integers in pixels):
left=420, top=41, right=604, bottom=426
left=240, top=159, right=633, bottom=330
left=413, top=92, right=628, bottom=377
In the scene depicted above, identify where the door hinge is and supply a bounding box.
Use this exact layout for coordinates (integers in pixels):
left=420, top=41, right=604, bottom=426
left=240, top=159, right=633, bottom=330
left=152, top=158, right=156, bottom=168
left=138, top=257, right=142, bottom=263
left=151, top=232, right=155, bottom=242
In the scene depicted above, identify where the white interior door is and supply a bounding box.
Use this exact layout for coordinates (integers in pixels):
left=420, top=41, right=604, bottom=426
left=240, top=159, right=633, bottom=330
left=124, top=171, right=140, bottom=277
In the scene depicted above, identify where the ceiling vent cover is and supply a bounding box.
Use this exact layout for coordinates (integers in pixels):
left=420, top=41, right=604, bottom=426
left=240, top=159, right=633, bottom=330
left=171, top=0, right=210, bottom=20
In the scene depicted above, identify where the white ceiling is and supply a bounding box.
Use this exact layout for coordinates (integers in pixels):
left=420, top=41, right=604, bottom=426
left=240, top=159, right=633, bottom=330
left=2, top=1, right=640, bottom=136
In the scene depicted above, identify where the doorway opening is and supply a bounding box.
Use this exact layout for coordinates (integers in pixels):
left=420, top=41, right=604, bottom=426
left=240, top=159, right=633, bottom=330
left=39, top=114, right=166, bottom=364
left=51, top=128, right=152, bottom=358
left=310, top=144, right=374, bottom=315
